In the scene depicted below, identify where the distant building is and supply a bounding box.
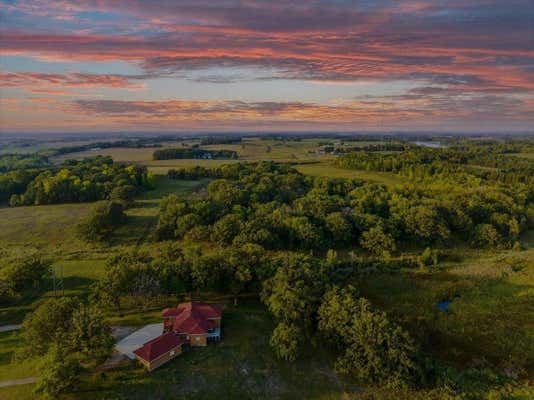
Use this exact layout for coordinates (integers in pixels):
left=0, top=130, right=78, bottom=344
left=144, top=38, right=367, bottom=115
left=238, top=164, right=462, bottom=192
left=133, top=302, right=222, bottom=371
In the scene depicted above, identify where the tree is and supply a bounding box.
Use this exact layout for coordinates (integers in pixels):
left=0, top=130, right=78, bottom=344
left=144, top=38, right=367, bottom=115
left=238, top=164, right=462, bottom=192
left=0, top=256, right=50, bottom=301
left=472, top=224, right=500, bottom=247
left=325, top=212, right=353, bottom=246
left=269, top=322, right=302, bottom=362
left=286, top=216, right=324, bottom=249
left=69, top=304, right=114, bottom=359
left=93, top=252, right=160, bottom=310
left=18, top=297, right=113, bottom=361
left=225, top=244, right=264, bottom=305
left=110, top=184, right=137, bottom=209
left=262, top=254, right=324, bottom=361
left=33, top=345, right=82, bottom=399
left=262, top=254, right=323, bottom=324
left=211, top=213, right=243, bottom=244
left=360, top=226, right=396, bottom=257
left=404, top=205, right=450, bottom=243
left=420, top=247, right=439, bottom=268
left=77, top=201, right=125, bottom=242
left=318, top=287, right=421, bottom=388
left=19, top=297, right=79, bottom=357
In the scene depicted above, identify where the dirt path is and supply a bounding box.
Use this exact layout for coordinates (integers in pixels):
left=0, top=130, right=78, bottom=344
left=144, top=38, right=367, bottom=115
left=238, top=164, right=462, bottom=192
left=0, top=377, right=36, bottom=388
left=0, top=324, right=21, bottom=333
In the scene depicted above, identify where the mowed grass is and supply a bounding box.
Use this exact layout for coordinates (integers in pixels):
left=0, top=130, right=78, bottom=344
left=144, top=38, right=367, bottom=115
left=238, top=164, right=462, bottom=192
left=295, top=162, right=404, bottom=186
left=203, top=137, right=334, bottom=163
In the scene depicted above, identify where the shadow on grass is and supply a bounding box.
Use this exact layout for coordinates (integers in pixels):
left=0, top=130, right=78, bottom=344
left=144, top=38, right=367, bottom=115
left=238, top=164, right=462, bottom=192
left=111, top=215, right=157, bottom=247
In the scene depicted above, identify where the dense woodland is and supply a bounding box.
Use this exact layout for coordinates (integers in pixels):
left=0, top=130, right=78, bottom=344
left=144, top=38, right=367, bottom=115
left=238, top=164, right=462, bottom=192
left=1, top=156, right=152, bottom=206
left=163, top=161, right=532, bottom=250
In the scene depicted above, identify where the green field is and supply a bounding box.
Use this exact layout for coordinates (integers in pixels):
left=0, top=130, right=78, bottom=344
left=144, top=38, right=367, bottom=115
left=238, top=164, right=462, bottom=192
left=295, top=162, right=404, bottom=186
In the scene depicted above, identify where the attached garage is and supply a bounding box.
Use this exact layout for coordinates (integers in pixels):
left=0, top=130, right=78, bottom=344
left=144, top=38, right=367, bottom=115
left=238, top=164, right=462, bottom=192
left=133, top=332, right=185, bottom=371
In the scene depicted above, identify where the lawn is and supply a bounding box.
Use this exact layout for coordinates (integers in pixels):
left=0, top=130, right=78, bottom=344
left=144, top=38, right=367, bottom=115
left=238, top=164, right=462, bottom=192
left=65, top=298, right=361, bottom=400
left=0, top=331, right=36, bottom=382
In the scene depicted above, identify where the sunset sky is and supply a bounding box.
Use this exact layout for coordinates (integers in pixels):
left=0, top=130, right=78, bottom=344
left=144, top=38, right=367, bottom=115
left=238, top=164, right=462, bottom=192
left=0, top=0, right=533, bottom=133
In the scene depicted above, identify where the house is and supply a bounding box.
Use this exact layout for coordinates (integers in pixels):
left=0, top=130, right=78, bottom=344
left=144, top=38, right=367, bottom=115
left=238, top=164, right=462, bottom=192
left=162, top=301, right=222, bottom=346
left=133, top=302, right=222, bottom=371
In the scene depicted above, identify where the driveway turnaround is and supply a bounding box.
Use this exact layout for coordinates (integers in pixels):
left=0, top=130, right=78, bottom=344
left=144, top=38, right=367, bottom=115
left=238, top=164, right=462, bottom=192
left=115, top=323, right=163, bottom=359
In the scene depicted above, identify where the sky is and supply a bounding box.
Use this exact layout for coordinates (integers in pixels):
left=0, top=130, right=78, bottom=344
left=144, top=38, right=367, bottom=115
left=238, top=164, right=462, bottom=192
left=0, top=0, right=533, bottom=134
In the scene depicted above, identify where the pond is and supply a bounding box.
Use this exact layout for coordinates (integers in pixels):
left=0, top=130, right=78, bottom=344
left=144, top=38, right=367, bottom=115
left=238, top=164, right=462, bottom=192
left=436, top=300, right=451, bottom=312
left=413, top=141, right=446, bottom=148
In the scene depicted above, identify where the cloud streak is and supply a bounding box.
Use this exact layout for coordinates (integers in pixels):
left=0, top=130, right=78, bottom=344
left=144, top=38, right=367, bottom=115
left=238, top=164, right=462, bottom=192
left=0, top=0, right=532, bottom=131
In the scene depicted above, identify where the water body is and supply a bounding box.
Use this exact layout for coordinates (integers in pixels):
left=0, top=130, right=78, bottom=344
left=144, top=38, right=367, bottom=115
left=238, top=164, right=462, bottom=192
left=436, top=300, right=451, bottom=312
left=413, top=141, right=446, bottom=148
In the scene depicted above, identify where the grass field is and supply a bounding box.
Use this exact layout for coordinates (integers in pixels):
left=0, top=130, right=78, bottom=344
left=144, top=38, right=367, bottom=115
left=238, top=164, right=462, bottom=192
left=358, top=248, right=534, bottom=370
left=0, top=203, right=94, bottom=257
left=295, top=162, right=404, bottom=186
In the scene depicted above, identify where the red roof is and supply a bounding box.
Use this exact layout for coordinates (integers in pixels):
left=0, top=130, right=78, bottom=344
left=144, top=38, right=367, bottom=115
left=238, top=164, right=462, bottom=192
left=133, top=332, right=185, bottom=362
left=162, top=308, right=180, bottom=317
left=171, top=302, right=222, bottom=335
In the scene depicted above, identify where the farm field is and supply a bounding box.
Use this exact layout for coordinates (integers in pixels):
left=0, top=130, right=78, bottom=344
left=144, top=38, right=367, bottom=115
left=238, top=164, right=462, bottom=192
left=50, top=138, right=334, bottom=165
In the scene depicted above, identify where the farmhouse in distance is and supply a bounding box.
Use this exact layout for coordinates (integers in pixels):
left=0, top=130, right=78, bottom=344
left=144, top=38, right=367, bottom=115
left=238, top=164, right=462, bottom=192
left=133, top=302, right=222, bottom=371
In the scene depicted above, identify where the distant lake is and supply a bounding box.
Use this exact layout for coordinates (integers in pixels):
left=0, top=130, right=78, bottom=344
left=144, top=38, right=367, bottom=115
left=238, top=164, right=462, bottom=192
left=413, top=141, right=446, bottom=148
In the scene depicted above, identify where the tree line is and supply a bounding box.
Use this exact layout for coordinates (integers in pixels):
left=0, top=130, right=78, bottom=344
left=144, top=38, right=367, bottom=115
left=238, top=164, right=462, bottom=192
left=3, top=156, right=152, bottom=206
left=152, top=148, right=238, bottom=160
left=0, top=153, right=51, bottom=172
left=336, top=146, right=534, bottom=187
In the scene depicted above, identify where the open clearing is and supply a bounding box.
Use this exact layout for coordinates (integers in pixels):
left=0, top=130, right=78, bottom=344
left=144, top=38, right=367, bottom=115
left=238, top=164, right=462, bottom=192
left=295, top=162, right=405, bottom=186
